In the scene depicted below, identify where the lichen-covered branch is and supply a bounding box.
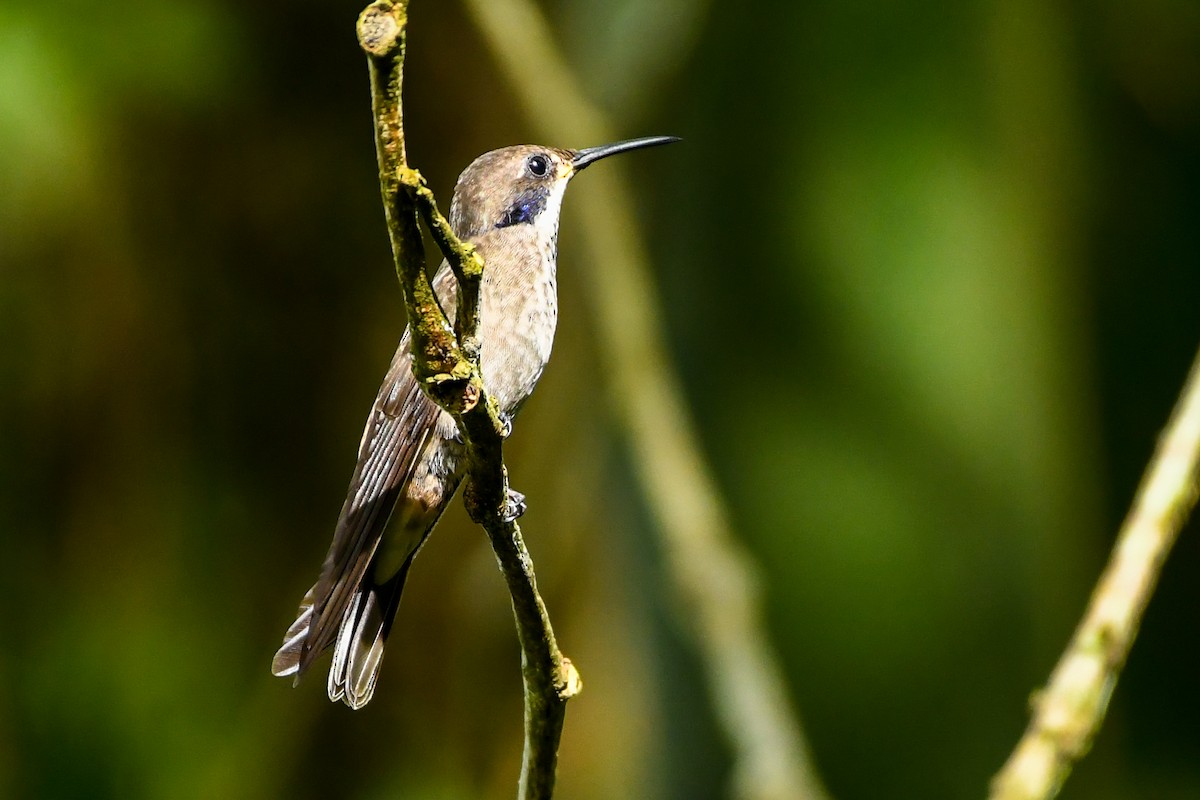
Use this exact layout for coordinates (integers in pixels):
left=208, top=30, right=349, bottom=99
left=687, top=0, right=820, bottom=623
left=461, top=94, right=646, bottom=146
left=358, top=3, right=460, bottom=390
left=990, top=345, right=1200, bottom=800
left=411, top=178, right=486, bottom=361
left=355, top=3, right=578, bottom=798
left=461, top=2, right=831, bottom=799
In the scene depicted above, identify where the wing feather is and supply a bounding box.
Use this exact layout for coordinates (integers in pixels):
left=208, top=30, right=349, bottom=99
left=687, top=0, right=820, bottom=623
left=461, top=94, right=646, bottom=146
left=278, top=264, right=458, bottom=680
left=292, top=267, right=456, bottom=676
left=297, top=349, right=441, bottom=673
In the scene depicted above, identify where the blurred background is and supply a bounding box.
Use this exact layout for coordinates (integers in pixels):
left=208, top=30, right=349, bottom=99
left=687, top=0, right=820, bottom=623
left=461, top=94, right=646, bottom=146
left=2, top=0, right=1198, bottom=798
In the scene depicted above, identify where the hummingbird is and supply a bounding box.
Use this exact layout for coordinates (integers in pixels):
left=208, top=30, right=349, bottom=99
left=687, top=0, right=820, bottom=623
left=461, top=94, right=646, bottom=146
left=273, top=135, right=679, bottom=708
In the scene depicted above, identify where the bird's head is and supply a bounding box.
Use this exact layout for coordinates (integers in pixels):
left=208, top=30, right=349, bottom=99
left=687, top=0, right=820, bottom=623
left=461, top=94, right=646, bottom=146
left=448, top=136, right=680, bottom=239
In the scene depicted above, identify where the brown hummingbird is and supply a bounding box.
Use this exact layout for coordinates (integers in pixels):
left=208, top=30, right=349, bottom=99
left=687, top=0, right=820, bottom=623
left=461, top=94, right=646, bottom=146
left=273, top=135, right=679, bottom=708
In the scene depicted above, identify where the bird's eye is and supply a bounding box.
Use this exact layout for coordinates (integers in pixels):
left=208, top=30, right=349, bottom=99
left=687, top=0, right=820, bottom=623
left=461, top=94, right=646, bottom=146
left=527, top=154, right=550, bottom=177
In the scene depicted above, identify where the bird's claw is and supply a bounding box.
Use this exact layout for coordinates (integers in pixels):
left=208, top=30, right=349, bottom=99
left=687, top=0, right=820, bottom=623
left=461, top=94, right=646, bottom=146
left=501, top=488, right=527, bottom=522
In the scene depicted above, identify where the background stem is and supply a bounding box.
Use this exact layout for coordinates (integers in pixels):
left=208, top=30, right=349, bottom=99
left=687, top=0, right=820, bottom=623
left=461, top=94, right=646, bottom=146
left=461, top=1, right=831, bottom=797
left=990, top=345, right=1200, bottom=800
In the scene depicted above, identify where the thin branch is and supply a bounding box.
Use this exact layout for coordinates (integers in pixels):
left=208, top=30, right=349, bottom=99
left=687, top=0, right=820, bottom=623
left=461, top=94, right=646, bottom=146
left=355, top=3, right=579, bottom=798
left=990, top=345, right=1200, bottom=800
left=415, top=184, right=485, bottom=362
left=460, top=2, right=831, bottom=798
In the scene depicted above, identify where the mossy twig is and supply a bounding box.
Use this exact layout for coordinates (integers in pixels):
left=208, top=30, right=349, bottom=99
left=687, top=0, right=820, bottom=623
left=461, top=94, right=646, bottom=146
left=356, top=3, right=578, bottom=798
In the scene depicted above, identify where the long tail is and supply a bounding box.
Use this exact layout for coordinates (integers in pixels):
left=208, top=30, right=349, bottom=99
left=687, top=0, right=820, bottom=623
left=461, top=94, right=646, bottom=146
left=272, top=475, right=460, bottom=708
left=327, top=563, right=411, bottom=709
left=271, top=558, right=414, bottom=708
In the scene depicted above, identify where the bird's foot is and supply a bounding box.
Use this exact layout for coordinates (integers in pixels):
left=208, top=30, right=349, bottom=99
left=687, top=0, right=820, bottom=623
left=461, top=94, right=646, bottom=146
left=501, top=488, right=527, bottom=522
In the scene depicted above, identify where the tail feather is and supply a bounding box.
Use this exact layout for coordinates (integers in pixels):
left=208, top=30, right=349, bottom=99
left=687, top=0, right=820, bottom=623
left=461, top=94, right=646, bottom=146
left=328, top=569, right=408, bottom=709
left=271, top=588, right=316, bottom=680
left=272, top=453, right=461, bottom=708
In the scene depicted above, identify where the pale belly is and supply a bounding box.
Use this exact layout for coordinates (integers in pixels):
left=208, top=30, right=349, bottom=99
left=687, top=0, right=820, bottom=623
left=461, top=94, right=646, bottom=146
left=477, top=271, right=558, bottom=417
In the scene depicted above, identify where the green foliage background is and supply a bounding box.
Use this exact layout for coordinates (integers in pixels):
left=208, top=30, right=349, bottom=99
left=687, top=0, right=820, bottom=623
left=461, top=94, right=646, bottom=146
left=1, top=1, right=1198, bottom=798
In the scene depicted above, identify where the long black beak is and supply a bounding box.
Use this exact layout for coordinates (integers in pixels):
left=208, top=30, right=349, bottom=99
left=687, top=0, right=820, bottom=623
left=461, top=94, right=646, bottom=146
left=571, top=135, right=681, bottom=172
